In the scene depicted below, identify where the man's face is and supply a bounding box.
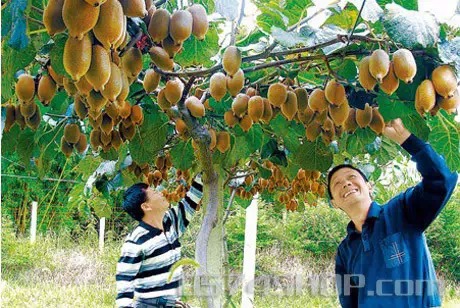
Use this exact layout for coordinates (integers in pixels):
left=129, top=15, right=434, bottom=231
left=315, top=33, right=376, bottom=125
left=329, top=168, right=372, bottom=209
left=142, top=187, right=170, bottom=213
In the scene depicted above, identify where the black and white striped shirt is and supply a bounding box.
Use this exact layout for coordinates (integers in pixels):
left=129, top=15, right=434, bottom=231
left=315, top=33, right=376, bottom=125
left=116, top=175, right=203, bottom=307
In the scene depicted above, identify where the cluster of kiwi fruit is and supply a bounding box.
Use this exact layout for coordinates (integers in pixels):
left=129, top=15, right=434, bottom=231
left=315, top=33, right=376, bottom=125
left=358, top=48, right=459, bottom=117
left=415, top=65, right=459, bottom=116
left=233, top=160, right=325, bottom=211
left=148, top=4, right=209, bottom=70
left=4, top=73, right=46, bottom=132
left=61, top=123, right=88, bottom=157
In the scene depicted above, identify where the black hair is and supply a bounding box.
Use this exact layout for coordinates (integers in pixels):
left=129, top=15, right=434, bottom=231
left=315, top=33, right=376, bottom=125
left=327, top=164, right=368, bottom=199
left=123, top=183, right=149, bottom=221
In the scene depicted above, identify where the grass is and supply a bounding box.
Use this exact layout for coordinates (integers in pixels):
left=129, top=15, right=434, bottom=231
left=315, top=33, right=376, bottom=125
left=2, top=232, right=459, bottom=308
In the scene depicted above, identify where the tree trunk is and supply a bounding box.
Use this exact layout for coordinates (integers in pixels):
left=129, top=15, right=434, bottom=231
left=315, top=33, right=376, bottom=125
left=195, top=171, right=224, bottom=308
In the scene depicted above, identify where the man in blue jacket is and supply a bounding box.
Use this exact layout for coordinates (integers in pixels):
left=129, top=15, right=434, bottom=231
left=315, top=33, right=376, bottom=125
left=328, top=118, right=458, bottom=307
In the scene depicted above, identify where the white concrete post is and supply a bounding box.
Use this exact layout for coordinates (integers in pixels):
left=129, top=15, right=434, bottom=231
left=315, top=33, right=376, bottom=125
left=241, top=194, right=259, bottom=308
left=99, top=217, right=106, bottom=252
left=30, top=201, right=38, bottom=243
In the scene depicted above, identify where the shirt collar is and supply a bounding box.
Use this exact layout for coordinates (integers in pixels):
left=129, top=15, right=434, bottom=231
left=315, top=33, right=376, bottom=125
left=346, top=201, right=381, bottom=235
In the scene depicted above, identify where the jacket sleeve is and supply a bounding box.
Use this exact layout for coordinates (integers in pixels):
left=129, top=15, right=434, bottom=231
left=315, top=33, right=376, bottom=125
left=115, top=240, right=144, bottom=308
left=169, top=173, right=204, bottom=237
left=399, top=134, right=458, bottom=231
left=335, top=248, right=358, bottom=308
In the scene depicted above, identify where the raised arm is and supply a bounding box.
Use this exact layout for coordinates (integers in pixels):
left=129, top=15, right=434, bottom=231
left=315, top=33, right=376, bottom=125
left=383, top=119, right=458, bottom=231
left=168, top=173, right=204, bottom=237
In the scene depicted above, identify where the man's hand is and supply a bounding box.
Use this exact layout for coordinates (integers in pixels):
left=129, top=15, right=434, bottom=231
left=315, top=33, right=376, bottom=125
left=383, top=118, right=411, bottom=145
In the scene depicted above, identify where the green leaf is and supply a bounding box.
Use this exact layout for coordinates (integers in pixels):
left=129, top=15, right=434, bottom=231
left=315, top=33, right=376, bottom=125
left=167, top=258, right=200, bottom=283
left=236, top=28, right=266, bottom=47
left=377, top=0, right=417, bottom=10
left=336, top=59, right=358, bottom=82
left=346, top=128, right=376, bottom=156
left=174, top=23, right=219, bottom=68
left=49, top=34, right=69, bottom=77
left=271, top=26, right=307, bottom=47
left=427, top=112, right=460, bottom=172
left=49, top=91, right=70, bottom=114
left=348, top=0, right=383, bottom=23
left=17, top=128, right=36, bottom=165
left=1, top=39, right=38, bottom=100
left=299, top=24, right=347, bottom=54
left=438, top=37, right=460, bottom=76
left=76, top=156, right=103, bottom=178
left=100, top=148, right=118, bottom=161
left=170, top=140, right=194, bottom=170
left=128, top=109, right=169, bottom=164
left=257, top=6, right=287, bottom=33
left=293, top=139, right=333, bottom=172
left=382, top=3, right=438, bottom=48
left=5, top=0, right=29, bottom=50
left=91, top=195, right=112, bottom=218
left=325, top=4, right=359, bottom=30
left=1, top=124, right=21, bottom=154
left=244, top=124, right=265, bottom=153
left=226, top=135, right=252, bottom=167
left=270, top=114, right=302, bottom=152
left=261, top=139, right=277, bottom=159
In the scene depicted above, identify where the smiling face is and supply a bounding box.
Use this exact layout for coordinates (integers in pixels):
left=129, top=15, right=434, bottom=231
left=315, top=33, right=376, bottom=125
left=141, top=187, right=170, bottom=214
left=329, top=167, right=372, bottom=210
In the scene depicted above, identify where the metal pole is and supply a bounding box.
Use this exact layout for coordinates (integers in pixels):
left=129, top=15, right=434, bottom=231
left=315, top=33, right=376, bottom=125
left=30, top=201, right=38, bottom=243
left=99, top=217, right=106, bottom=252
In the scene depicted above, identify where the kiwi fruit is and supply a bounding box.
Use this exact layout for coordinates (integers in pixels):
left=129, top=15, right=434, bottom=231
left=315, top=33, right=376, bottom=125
left=369, top=107, right=385, bottom=135
left=119, top=0, right=147, bottom=17
left=164, top=78, right=184, bottom=105
left=222, top=46, right=241, bottom=76
left=143, top=69, right=161, bottom=93
left=392, top=49, right=417, bottom=84
left=439, top=90, right=460, bottom=112
left=47, top=65, right=64, bottom=86
left=208, top=128, right=217, bottom=150
left=86, top=45, right=111, bottom=91
left=130, top=105, right=144, bottom=125
left=431, top=65, right=457, bottom=98
left=15, top=73, right=36, bottom=102
left=415, top=79, right=436, bottom=116
left=37, top=75, right=57, bottom=105
left=185, top=96, right=205, bottom=118
left=328, top=99, right=350, bottom=126
left=216, top=131, right=231, bottom=153
left=162, top=35, right=182, bottom=58
left=380, top=62, right=399, bottom=95
left=3, top=104, right=16, bottom=132
left=325, top=80, right=346, bottom=105
left=87, top=90, right=108, bottom=112
left=268, top=83, right=287, bottom=107
left=308, top=89, right=328, bottom=112
left=74, top=95, right=89, bottom=119
left=239, top=114, right=253, bottom=132
left=294, top=88, right=309, bottom=113
left=64, top=123, right=81, bottom=144
left=248, top=95, right=264, bottom=122
left=149, top=46, right=174, bottom=71
left=281, top=91, right=298, bottom=121
left=358, top=56, right=377, bottom=91
left=101, top=62, right=122, bottom=101
left=63, top=34, right=92, bottom=81
left=93, top=0, right=124, bottom=49
left=43, top=0, right=66, bottom=36
left=369, top=49, right=390, bottom=83
left=260, top=98, right=273, bottom=124
left=356, top=103, right=373, bottom=128
left=122, top=47, right=143, bottom=79
left=63, top=78, right=78, bottom=96
left=61, top=136, right=74, bottom=158
left=148, top=9, right=170, bottom=43
left=14, top=105, right=27, bottom=130
left=74, top=76, right=93, bottom=96
left=90, top=129, right=102, bottom=149
left=187, top=4, right=208, bottom=40
left=232, top=93, right=249, bottom=117
left=75, top=134, right=88, bottom=154
left=111, top=130, right=123, bottom=150
left=305, top=121, right=321, bottom=141
left=224, top=110, right=239, bottom=127
left=209, top=72, right=227, bottom=101
left=344, top=108, right=358, bottom=133
left=62, top=0, right=100, bottom=40
left=19, top=101, right=37, bottom=119
left=169, top=10, right=193, bottom=44
left=226, top=69, right=245, bottom=97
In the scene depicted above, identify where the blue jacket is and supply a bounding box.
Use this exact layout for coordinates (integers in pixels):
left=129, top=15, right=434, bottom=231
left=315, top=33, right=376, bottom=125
left=335, top=134, right=458, bottom=307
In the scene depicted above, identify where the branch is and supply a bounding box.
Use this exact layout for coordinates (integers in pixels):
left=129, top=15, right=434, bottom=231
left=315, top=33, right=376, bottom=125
left=1, top=174, right=81, bottom=184
left=347, top=0, right=367, bottom=47
left=154, top=35, right=381, bottom=78
left=230, top=0, right=246, bottom=45
left=119, top=29, right=143, bottom=57
left=222, top=188, right=237, bottom=225
left=31, top=6, right=43, bottom=14
left=27, top=16, right=44, bottom=26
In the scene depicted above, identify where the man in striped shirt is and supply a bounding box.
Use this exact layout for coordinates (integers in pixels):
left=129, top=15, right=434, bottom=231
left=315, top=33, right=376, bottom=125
left=116, top=174, right=203, bottom=308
